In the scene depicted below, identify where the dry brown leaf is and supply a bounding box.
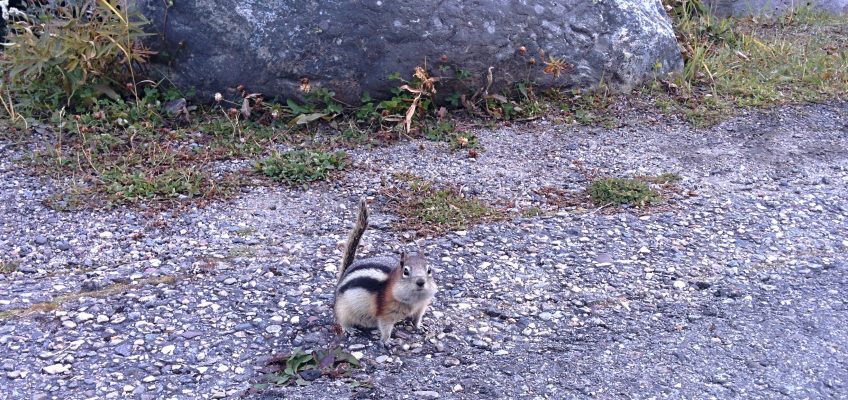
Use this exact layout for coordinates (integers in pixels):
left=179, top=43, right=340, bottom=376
left=404, top=96, right=419, bottom=133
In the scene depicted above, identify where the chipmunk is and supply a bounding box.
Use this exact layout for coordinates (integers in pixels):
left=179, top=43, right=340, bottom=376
left=333, top=198, right=437, bottom=345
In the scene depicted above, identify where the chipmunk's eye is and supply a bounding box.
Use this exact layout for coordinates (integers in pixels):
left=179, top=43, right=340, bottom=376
left=426, top=267, right=432, bottom=275
left=402, top=266, right=411, bottom=277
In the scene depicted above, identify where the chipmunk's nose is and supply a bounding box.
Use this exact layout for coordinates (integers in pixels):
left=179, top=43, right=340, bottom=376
left=416, top=278, right=425, bottom=287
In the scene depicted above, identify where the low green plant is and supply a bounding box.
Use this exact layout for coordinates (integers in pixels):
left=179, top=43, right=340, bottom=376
left=101, top=166, right=212, bottom=203
left=255, top=150, right=348, bottom=185
left=424, top=120, right=456, bottom=141
left=657, top=0, right=847, bottom=126
left=384, top=174, right=502, bottom=235
left=521, top=207, right=544, bottom=218
left=588, top=178, right=661, bottom=207
left=643, top=173, right=682, bottom=184
left=0, top=0, right=152, bottom=116
left=255, top=346, right=362, bottom=389
left=286, top=87, right=344, bottom=125
left=449, top=132, right=481, bottom=151
left=0, top=261, right=21, bottom=274
left=560, top=86, right=620, bottom=128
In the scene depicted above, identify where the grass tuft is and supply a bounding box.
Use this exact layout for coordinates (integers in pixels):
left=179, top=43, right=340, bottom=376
left=588, top=178, right=661, bottom=207
left=657, top=0, right=847, bottom=127
left=0, top=261, right=21, bottom=274
left=642, top=172, right=683, bottom=184
left=255, top=150, right=347, bottom=185
left=253, top=345, right=362, bottom=389
left=383, top=174, right=503, bottom=236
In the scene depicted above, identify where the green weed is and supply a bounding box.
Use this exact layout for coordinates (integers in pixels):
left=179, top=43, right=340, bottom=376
left=643, top=172, right=682, bottom=184
left=384, top=174, right=503, bottom=236
left=255, top=150, right=347, bottom=185
left=0, top=0, right=152, bottom=117
left=657, top=0, right=847, bottom=126
left=588, top=178, right=661, bottom=207
left=254, top=346, right=361, bottom=389
left=101, top=166, right=212, bottom=203
left=0, top=261, right=20, bottom=274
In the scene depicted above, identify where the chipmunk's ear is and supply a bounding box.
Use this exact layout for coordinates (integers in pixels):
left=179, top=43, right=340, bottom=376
left=410, top=239, right=425, bottom=257
left=399, top=250, right=406, bottom=266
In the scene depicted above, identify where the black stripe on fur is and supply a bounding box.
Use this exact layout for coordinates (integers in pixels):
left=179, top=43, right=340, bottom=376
left=337, top=276, right=387, bottom=294
left=341, top=262, right=393, bottom=280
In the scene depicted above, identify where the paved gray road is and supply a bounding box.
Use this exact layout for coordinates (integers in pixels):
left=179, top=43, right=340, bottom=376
left=1, top=102, right=846, bottom=399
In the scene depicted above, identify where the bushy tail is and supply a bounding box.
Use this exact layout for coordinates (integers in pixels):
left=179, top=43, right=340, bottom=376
left=338, top=197, right=368, bottom=282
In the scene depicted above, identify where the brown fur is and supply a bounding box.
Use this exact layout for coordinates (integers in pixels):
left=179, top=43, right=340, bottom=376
left=376, top=266, right=401, bottom=317
left=334, top=201, right=436, bottom=345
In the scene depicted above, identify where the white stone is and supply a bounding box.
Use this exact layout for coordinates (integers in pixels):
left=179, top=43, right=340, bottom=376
left=161, top=345, right=175, bottom=355
left=673, top=280, right=687, bottom=289
left=42, top=364, right=68, bottom=374
left=149, top=259, right=162, bottom=267
left=639, top=246, right=650, bottom=254
left=142, top=375, right=157, bottom=383
left=99, top=231, right=114, bottom=239
left=265, top=325, right=282, bottom=334
left=76, top=312, right=94, bottom=322
left=62, top=320, right=77, bottom=329
left=290, top=316, right=300, bottom=324
left=97, top=315, right=110, bottom=323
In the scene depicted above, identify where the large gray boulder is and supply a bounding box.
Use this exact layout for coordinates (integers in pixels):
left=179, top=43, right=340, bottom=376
left=703, top=0, right=848, bottom=17
left=135, top=0, right=682, bottom=103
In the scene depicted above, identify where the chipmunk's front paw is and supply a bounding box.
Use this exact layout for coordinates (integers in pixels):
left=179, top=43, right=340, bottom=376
left=379, top=338, right=393, bottom=351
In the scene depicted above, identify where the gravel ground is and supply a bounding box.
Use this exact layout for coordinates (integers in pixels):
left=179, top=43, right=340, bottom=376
left=0, top=102, right=846, bottom=399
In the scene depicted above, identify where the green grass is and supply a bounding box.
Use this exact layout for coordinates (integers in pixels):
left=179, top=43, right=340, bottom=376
left=383, top=174, right=503, bottom=236
left=656, top=0, right=848, bottom=127
left=254, top=346, right=362, bottom=389
left=101, top=166, right=212, bottom=202
left=255, top=150, right=347, bottom=185
left=3, top=0, right=845, bottom=214
left=556, top=85, right=621, bottom=128
left=0, top=261, right=20, bottom=274
left=588, top=178, right=661, bottom=207
left=521, top=207, right=545, bottom=218
left=643, top=172, right=682, bottom=184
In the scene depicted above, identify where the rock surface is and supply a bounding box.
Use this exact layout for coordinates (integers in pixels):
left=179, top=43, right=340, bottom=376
left=135, top=0, right=683, bottom=103
left=704, top=0, right=848, bottom=17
